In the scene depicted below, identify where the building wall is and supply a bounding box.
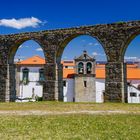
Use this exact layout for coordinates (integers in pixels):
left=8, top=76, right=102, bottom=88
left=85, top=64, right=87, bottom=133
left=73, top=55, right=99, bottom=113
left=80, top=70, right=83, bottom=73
left=75, top=76, right=96, bottom=102
left=19, top=82, right=43, bottom=98
left=18, top=66, right=43, bottom=98
left=63, top=78, right=140, bottom=103
left=20, top=67, right=43, bottom=82
left=128, top=86, right=140, bottom=103
left=96, top=79, right=140, bottom=103
left=63, top=79, right=74, bottom=102
left=96, top=79, right=105, bottom=103
left=127, top=80, right=140, bottom=103
left=17, top=65, right=140, bottom=103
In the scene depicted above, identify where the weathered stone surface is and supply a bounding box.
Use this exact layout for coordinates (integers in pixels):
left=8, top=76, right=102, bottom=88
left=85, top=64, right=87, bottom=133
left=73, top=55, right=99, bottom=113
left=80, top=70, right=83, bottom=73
left=74, top=51, right=96, bottom=102
left=75, top=76, right=96, bottom=102
left=0, top=20, right=140, bottom=102
left=105, top=62, right=127, bottom=102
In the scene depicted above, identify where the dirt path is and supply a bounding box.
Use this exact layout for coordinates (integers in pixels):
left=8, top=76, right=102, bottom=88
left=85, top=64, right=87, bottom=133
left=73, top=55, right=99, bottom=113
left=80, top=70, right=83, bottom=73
left=0, top=110, right=139, bottom=115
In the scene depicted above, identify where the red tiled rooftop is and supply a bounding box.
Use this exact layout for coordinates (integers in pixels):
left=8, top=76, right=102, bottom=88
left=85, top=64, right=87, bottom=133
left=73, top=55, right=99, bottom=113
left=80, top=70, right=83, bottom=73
left=16, top=56, right=140, bottom=79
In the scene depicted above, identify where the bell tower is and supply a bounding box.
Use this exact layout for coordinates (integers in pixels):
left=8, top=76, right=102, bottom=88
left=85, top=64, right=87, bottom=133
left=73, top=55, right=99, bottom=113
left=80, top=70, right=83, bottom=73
left=74, top=50, right=96, bottom=102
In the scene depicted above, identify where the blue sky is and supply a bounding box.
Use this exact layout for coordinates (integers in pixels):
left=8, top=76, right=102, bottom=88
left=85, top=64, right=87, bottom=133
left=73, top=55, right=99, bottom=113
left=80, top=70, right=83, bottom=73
left=1, top=0, right=140, bottom=61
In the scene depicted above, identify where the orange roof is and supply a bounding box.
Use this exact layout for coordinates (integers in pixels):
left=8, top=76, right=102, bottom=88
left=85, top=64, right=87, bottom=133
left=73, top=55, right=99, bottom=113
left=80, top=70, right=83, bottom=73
left=16, top=56, right=140, bottom=79
left=127, top=68, right=140, bottom=80
left=63, top=67, right=140, bottom=79
left=17, top=56, right=45, bottom=65
left=63, top=69, right=75, bottom=79
left=96, top=64, right=105, bottom=68
left=95, top=67, right=140, bottom=79
left=127, top=64, right=138, bottom=68
left=96, top=69, right=105, bottom=79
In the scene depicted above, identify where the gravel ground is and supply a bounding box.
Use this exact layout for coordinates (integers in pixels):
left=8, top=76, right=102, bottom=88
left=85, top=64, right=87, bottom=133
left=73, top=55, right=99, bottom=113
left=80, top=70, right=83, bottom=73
left=0, top=110, right=139, bottom=116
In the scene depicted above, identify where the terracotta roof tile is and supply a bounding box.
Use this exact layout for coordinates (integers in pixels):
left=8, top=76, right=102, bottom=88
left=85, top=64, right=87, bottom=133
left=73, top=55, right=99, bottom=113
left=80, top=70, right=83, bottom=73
left=63, top=69, right=75, bottom=79
left=16, top=56, right=140, bottom=79
left=16, top=56, right=45, bottom=65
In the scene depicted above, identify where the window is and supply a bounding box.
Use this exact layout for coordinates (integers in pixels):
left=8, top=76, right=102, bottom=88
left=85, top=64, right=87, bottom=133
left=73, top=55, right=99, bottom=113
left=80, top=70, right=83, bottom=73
left=84, top=81, right=87, bottom=87
left=39, top=68, right=45, bottom=81
left=22, top=68, right=29, bottom=84
left=63, top=80, right=66, bottom=87
left=130, top=92, right=137, bottom=97
left=78, top=62, right=84, bottom=74
left=64, top=66, right=74, bottom=69
left=86, top=62, right=92, bottom=74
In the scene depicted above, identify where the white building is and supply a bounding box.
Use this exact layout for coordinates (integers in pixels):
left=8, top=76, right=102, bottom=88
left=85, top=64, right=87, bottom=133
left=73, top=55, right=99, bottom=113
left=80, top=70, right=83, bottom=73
left=15, top=56, right=140, bottom=103
left=15, top=56, right=45, bottom=101
left=62, top=61, right=105, bottom=103
left=62, top=61, right=140, bottom=103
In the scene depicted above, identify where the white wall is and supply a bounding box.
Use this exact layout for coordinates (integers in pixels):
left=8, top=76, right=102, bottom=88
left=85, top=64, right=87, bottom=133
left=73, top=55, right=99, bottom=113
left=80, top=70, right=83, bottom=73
left=95, top=79, right=140, bottom=103
left=19, top=66, right=43, bottom=98
left=20, top=82, right=43, bottom=98
left=20, top=67, right=42, bottom=82
left=63, top=78, right=105, bottom=103
left=96, top=79, right=105, bottom=103
left=63, top=79, right=74, bottom=102
left=128, top=86, right=140, bottom=103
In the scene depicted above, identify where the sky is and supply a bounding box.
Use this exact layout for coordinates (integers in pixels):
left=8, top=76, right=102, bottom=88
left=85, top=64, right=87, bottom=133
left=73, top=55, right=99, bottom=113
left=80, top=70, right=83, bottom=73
left=1, top=0, right=140, bottom=61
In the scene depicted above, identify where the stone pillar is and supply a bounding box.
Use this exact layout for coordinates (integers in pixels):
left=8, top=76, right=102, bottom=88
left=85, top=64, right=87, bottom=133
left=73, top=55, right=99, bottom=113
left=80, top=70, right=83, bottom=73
left=105, top=62, right=127, bottom=102
left=15, top=65, right=20, bottom=97
left=0, top=64, right=16, bottom=102
left=56, top=62, right=63, bottom=101
left=42, top=45, right=64, bottom=101
left=0, top=65, right=7, bottom=101
left=43, top=62, right=63, bottom=101
left=9, top=64, right=16, bottom=101
left=43, top=63, right=56, bottom=100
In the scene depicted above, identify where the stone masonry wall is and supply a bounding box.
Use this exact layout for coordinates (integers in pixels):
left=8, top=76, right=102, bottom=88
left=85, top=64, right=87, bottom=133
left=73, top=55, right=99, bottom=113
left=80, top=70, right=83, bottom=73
left=0, top=20, right=140, bottom=102
left=75, top=76, right=96, bottom=102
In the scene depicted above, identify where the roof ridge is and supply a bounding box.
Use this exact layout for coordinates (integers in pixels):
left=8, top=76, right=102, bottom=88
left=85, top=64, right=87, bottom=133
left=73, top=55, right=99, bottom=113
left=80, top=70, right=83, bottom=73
left=16, top=55, right=45, bottom=64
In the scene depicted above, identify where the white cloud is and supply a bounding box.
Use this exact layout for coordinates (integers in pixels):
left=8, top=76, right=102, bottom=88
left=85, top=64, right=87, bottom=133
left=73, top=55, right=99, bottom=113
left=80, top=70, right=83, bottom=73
left=93, top=43, right=99, bottom=46
left=88, top=42, right=100, bottom=46
left=124, top=56, right=137, bottom=59
left=81, top=40, right=86, bottom=42
left=92, top=52, right=98, bottom=56
left=63, top=56, right=68, bottom=60
left=0, top=17, right=43, bottom=29
left=88, top=42, right=93, bottom=46
left=36, top=48, right=43, bottom=51
left=92, top=52, right=105, bottom=56
left=19, top=45, right=29, bottom=48
left=124, top=56, right=139, bottom=61
left=19, top=45, right=23, bottom=48
left=14, top=55, right=25, bottom=62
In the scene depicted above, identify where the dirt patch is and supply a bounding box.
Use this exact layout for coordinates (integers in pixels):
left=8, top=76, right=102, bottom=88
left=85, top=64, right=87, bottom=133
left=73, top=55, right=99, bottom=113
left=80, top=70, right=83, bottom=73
left=0, top=110, right=139, bottom=116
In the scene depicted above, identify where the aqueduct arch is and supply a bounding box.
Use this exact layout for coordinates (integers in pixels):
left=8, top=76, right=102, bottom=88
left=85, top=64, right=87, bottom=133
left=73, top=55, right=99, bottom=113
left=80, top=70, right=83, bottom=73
left=0, top=20, right=140, bottom=102
left=56, top=34, right=108, bottom=101
left=8, top=39, right=47, bottom=101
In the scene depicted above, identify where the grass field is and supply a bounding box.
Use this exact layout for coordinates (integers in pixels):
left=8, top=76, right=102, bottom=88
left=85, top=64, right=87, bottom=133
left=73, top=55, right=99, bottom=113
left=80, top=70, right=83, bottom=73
left=0, top=114, right=139, bottom=140
left=0, top=102, right=139, bottom=140
left=0, top=101, right=139, bottom=112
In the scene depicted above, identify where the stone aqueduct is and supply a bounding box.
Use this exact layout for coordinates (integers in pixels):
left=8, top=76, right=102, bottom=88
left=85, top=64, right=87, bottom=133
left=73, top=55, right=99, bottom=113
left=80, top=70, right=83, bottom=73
left=0, top=20, right=140, bottom=102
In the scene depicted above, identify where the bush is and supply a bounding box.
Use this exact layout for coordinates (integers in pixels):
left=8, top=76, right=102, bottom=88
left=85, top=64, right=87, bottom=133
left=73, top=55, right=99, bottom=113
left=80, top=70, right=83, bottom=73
left=35, top=96, right=43, bottom=101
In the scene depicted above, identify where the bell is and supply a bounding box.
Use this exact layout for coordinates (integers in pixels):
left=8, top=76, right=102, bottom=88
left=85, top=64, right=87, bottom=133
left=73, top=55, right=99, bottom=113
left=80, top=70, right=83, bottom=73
left=88, top=67, right=91, bottom=71
left=79, top=68, right=83, bottom=73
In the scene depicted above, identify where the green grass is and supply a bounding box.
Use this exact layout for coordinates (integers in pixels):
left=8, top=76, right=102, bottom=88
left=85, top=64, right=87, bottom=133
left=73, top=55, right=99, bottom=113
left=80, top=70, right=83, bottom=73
left=0, top=114, right=139, bottom=140
left=0, top=102, right=139, bottom=139
left=0, top=102, right=139, bottom=112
